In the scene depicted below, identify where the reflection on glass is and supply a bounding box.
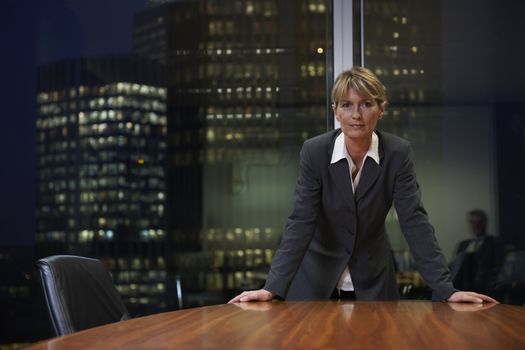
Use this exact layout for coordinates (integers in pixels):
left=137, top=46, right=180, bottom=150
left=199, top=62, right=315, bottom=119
left=135, top=0, right=332, bottom=305
left=363, top=0, right=496, bottom=299
left=363, top=1, right=444, bottom=290
left=33, top=0, right=332, bottom=312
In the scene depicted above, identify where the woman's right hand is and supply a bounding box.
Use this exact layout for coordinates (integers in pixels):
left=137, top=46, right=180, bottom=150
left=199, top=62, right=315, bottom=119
left=227, top=289, right=274, bottom=304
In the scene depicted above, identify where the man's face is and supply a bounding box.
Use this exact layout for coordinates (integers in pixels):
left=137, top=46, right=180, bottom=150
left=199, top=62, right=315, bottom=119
left=468, top=214, right=486, bottom=237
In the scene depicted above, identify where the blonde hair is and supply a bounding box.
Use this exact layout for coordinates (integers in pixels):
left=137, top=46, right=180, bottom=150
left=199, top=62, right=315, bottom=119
left=331, top=66, right=387, bottom=107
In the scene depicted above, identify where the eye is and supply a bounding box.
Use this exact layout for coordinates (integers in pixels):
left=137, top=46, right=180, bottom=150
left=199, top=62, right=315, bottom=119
left=362, top=101, right=373, bottom=108
left=341, top=102, right=350, bottom=108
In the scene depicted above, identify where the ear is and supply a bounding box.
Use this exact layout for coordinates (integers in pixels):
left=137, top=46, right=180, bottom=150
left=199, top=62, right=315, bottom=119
left=332, top=103, right=341, bottom=122
left=378, top=101, right=387, bottom=119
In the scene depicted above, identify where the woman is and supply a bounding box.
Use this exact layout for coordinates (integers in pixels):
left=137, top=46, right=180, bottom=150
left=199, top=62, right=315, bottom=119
left=229, top=66, right=496, bottom=304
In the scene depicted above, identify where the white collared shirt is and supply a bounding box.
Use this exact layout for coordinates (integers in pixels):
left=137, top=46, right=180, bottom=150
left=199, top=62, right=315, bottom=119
left=330, top=131, right=380, bottom=291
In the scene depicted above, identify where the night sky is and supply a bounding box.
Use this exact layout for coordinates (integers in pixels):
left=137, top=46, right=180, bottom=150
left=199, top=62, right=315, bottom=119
left=1, top=0, right=146, bottom=245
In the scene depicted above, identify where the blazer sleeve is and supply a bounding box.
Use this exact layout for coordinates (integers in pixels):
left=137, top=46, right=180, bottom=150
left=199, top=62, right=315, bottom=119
left=264, top=141, right=322, bottom=297
left=393, top=143, right=458, bottom=301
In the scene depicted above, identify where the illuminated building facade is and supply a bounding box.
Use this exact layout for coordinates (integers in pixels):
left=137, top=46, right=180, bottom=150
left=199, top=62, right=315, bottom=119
left=134, top=0, right=331, bottom=303
left=35, top=55, right=170, bottom=312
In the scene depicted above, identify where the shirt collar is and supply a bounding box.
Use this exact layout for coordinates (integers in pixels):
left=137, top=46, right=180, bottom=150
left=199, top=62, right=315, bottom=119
left=330, top=131, right=380, bottom=165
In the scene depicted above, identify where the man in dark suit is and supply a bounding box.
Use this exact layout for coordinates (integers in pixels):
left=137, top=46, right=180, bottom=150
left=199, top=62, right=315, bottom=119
left=450, top=209, right=503, bottom=297
left=229, top=67, right=496, bottom=304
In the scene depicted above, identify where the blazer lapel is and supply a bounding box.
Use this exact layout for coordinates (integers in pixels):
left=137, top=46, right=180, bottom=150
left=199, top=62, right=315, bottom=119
left=354, top=131, right=385, bottom=202
left=328, top=160, right=356, bottom=212
left=355, top=157, right=382, bottom=202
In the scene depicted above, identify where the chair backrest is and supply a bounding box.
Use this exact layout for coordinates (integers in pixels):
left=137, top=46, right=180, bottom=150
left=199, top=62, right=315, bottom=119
left=498, top=250, right=525, bottom=283
left=37, top=255, right=130, bottom=336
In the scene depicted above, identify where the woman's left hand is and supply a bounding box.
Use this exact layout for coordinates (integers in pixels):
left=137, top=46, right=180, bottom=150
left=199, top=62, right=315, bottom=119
left=447, top=291, right=499, bottom=303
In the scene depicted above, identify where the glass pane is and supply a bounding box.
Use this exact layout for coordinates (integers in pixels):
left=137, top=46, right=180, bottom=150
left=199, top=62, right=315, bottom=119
left=363, top=0, right=453, bottom=261
left=33, top=0, right=333, bottom=315
left=363, top=0, right=525, bottom=303
left=158, top=0, right=332, bottom=305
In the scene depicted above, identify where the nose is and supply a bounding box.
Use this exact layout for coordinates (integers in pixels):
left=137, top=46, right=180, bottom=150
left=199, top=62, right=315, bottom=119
left=350, top=105, right=361, bottom=118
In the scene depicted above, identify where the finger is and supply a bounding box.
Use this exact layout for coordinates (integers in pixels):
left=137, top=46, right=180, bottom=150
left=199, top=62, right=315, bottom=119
left=227, top=296, right=240, bottom=304
left=484, top=296, right=499, bottom=303
left=227, top=292, right=247, bottom=304
left=239, top=292, right=261, bottom=302
left=469, top=292, right=499, bottom=303
left=255, top=290, right=273, bottom=301
left=465, top=296, right=483, bottom=304
left=459, top=293, right=483, bottom=303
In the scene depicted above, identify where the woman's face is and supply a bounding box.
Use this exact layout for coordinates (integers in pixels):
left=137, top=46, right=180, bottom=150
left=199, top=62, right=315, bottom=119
left=333, top=88, right=385, bottom=143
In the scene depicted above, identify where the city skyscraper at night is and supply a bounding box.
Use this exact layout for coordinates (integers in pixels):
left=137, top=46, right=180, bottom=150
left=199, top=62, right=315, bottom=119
left=35, top=55, right=172, bottom=312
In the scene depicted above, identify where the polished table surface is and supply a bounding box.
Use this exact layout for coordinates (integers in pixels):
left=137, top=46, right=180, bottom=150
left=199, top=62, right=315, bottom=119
left=26, top=301, right=525, bottom=349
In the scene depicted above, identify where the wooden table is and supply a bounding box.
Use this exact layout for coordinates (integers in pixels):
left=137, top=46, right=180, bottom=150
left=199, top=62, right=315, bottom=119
left=26, top=301, right=525, bottom=349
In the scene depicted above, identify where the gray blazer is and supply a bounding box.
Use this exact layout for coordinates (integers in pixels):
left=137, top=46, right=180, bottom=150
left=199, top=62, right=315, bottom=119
left=264, top=129, right=457, bottom=301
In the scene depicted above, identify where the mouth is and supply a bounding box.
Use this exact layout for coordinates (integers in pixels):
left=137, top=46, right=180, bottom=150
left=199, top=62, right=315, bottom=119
left=349, top=124, right=365, bottom=128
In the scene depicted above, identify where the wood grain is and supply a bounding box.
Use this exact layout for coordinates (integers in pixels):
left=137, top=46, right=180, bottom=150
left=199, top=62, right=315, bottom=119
left=25, top=301, right=525, bottom=349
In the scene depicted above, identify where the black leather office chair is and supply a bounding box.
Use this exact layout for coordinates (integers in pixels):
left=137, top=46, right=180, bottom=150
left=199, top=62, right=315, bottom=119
left=37, top=255, right=130, bottom=336
left=497, top=250, right=525, bottom=305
